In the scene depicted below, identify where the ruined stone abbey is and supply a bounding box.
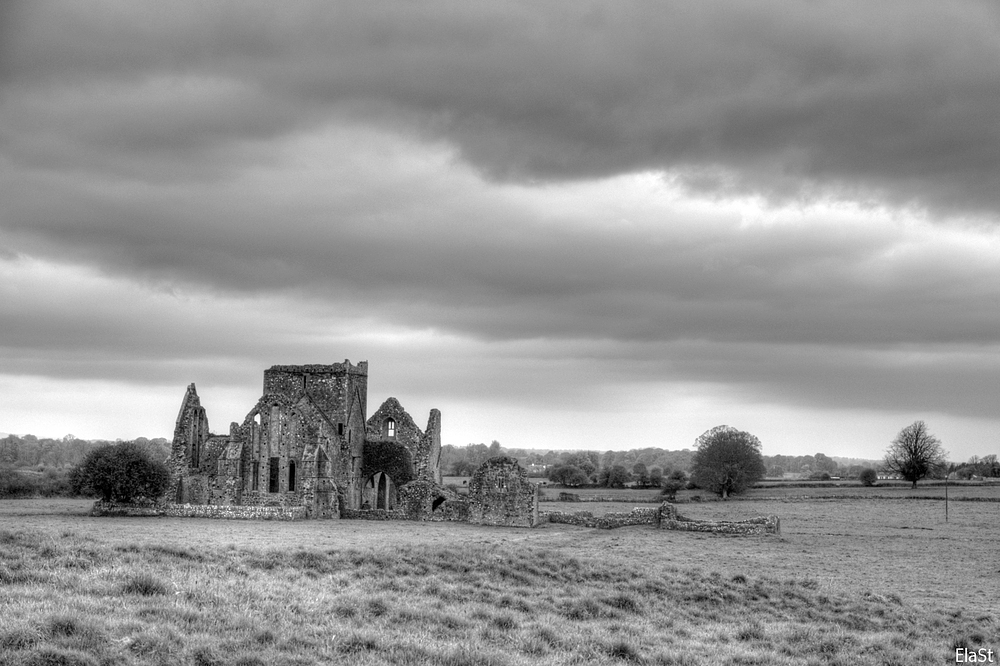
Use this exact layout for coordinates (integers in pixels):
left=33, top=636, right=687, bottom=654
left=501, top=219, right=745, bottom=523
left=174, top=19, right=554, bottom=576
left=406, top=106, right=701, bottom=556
left=101, top=358, right=776, bottom=533
left=167, top=360, right=455, bottom=520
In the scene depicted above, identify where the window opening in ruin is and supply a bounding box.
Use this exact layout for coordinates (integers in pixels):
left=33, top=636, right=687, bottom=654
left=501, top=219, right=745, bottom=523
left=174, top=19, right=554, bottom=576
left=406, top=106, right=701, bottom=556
left=190, top=425, right=200, bottom=469
left=386, top=418, right=396, bottom=437
left=268, top=457, right=279, bottom=493
left=363, top=472, right=394, bottom=510
left=289, top=461, right=296, bottom=492
left=252, top=462, right=259, bottom=491
left=432, top=496, right=446, bottom=511
left=317, top=448, right=329, bottom=477
left=377, top=472, right=388, bottom=509
left=338, top=423, right=344, bottom=436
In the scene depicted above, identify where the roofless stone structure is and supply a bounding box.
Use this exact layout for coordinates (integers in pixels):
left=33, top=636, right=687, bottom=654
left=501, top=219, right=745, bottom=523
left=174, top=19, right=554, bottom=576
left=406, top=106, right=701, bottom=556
left=168, top=361, right=444, bottom=519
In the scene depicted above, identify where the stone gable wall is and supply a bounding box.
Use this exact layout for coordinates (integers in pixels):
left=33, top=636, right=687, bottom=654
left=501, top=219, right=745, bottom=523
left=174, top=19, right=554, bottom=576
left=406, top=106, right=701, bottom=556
left=467, top=457, right=539, bottom=528
left=365, top=397, right=422, bottom=447
left=167, top=383, right=210, bottom=503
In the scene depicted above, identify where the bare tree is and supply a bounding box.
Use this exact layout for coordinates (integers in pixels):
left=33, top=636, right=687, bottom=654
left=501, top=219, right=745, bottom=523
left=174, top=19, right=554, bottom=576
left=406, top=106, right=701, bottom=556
left=883, top=421, right=948, bottom=489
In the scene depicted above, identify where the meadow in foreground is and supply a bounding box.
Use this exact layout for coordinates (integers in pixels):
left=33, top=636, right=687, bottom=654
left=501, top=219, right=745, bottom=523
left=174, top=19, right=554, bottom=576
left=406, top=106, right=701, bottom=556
left=1, top=502, right=996, bottom=666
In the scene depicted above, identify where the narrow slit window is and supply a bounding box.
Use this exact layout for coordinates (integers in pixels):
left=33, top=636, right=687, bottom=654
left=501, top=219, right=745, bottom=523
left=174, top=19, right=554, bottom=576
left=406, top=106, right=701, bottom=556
left=386, top=418, right=396, bottom=438
left=288, top=461, right=296, bottom=492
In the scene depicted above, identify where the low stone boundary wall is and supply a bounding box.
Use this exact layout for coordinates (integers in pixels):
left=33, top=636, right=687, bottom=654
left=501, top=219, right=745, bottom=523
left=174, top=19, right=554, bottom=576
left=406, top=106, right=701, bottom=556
left=90, top=501, right=164, bottom=517
left=341, top=508, right=408, bottom=521
left=543, top=507, right=660, bottom=529
left=91, top=501, right=307, bottom=520
left=540, top=503, right=780, bottom=535
left=660, top=515, right=780, bottom=535
left=553, top=494, right=661, bottom=503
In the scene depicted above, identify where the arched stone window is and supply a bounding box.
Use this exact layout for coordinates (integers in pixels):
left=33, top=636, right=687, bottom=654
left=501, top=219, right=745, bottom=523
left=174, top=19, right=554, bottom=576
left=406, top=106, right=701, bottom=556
left=363, top=471, right=396, bottom=510
left=386, top=418, right=396, bottom=438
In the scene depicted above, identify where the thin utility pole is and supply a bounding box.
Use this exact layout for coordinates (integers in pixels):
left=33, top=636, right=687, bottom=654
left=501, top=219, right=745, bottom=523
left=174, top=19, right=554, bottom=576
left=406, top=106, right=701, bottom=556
left=944, top=469, right=949, bottom=523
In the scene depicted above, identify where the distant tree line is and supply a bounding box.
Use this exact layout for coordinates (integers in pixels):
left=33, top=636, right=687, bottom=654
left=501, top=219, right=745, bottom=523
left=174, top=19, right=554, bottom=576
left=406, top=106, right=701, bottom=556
left=4, top=425, right=996, bottom=499
left=0, top=434, right=170, bottom=498
left=441, top=442, right=880, bottom=488
left=950, top=454, right=1000, bottom=480
left=0, top=433, right=170, bottom=470
left=440, top=431, right=997, bottom=496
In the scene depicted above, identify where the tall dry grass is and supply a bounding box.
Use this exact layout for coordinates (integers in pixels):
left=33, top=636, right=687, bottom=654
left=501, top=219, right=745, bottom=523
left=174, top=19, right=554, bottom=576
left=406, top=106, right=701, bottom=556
left=0, top=525, right=994, bottom=665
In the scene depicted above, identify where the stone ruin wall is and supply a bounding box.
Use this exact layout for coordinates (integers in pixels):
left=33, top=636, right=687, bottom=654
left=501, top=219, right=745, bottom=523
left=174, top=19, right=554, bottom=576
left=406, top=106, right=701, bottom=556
left=543, top=507, right=661, bottom=529
left=660, top=514, right=781, bottom=535
left=396, top=479, right=467, bottom=522
left=150, top=364, right=782, bottom=532
left=539, top=502, right=780, bottom=534
left=167, top=384, right=209, bottom=504
left=413, top=409, right=442, bottom=485
left=361, top=398, right=447, bottom=518
left=466, top=456, right=539, bottom=528
left=258, top=363, right=367, bottom=511
left=364, top=399, right=442, bottom=485
left=91, top=501, right=307, bottom=521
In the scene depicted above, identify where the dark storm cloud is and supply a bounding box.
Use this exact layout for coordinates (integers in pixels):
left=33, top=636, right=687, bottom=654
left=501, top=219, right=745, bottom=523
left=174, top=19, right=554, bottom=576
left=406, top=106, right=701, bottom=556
left=4, top=1, right=1000, bottom=214
left=6, top=148, right=999, bottom=353
left=4, top=0, right=1000, bottom=438
left=5, top=123, right=1000, bottom=358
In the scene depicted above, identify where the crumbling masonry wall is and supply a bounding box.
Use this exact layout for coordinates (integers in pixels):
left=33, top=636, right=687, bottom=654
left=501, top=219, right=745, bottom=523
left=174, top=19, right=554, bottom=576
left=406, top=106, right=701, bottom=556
left=467, top=457, right=539, bottom=528
left=91, top=501, right=307, bottom=521
left=168, top=384, right=212, bottom=504
left=539, top=503, right=780, bottom=534
left=396, top=479, right=466, bottom=522
left=543, top=507, right=660, bottom=529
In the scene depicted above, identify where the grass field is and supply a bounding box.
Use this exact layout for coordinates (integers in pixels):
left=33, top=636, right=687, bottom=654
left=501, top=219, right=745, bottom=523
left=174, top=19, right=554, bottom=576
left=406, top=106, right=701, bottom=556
left=1, top=496, right=998, bottom=665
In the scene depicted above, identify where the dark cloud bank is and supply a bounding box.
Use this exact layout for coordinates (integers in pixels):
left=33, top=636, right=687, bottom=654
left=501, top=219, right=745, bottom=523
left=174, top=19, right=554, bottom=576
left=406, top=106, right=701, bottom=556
left=2, top=1, right=1000, bottom=446
left=5, top=1, right=1000, bottom=213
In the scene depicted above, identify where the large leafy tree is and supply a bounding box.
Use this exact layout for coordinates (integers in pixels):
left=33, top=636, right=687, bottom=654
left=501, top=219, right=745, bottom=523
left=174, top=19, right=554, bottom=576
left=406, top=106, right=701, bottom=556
left=547, top=464, right=589, bottom=487
left=632, top=462, right=650, bottom=487
left=690, top=425, right=765, bottom=499
left=883, top=421, right=947, bottom=489
left=70, top=441, right=170, bottom=503
left=598, top=464, right=632, bottom=488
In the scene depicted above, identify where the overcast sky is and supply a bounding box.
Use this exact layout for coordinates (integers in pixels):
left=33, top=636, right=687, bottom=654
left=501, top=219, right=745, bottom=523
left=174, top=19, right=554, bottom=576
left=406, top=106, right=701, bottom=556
left=2, top=1, right=999, bottom=460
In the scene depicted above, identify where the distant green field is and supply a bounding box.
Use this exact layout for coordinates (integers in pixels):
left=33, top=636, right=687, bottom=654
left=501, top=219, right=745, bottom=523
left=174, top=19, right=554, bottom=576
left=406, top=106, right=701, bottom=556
left=540, top=479, right=1000, bottom=502
left=1, top=497, right=996, bottom=665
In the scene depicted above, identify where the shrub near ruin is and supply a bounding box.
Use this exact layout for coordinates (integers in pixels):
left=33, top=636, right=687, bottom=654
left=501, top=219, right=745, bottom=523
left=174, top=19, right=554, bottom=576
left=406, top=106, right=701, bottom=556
left=70, top=442, right=169, bottom=503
